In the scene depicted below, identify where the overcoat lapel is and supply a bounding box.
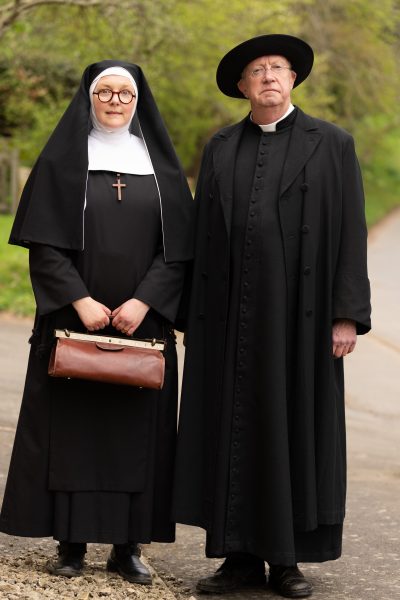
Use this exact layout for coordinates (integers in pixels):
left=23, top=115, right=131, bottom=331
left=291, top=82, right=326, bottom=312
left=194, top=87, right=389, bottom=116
left=280, top=109, right=322, bottom=196
left=211, top=110, right=322, bottom=236
left=212, top=118, right=247, bottom=238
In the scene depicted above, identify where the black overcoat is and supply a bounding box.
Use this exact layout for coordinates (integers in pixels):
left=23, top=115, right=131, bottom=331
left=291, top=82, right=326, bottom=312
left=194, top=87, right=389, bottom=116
left=173, top=108, right=371, bottom=560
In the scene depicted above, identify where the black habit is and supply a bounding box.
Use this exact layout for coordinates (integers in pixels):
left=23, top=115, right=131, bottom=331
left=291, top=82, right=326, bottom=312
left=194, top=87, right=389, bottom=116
left=173, top=108, right=371, bottom=565
left=1, top=60, right=193, bottom=544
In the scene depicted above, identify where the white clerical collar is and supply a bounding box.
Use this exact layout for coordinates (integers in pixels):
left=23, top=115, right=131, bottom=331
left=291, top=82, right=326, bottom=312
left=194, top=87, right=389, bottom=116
left=251, top=104, right=295, bottom=132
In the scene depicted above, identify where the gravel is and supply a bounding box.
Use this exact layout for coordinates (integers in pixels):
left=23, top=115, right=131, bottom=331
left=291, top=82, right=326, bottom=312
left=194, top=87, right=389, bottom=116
left=0, top=537, right=181, bottom=600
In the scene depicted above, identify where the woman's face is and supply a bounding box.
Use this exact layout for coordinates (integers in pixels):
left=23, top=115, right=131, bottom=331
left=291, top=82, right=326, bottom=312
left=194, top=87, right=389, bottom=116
left=92, top=75, right=136, bottom=129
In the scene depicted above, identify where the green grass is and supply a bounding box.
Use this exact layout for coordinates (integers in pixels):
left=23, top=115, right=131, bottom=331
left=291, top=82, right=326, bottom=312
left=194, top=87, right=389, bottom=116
left=365, top=177, right=400, bottom=226
left=0, top=215, right=35, bottom=316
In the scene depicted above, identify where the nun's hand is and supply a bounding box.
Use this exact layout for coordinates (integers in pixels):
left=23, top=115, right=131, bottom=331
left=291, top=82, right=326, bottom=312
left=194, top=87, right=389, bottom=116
left=111, top=299, right=150, bottom=336
left=72, top=296, right=111, bottom=331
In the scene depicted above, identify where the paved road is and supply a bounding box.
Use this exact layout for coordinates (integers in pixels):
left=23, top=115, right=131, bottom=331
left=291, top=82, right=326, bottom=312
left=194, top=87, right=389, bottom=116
left=0, top=209, right=400, bottom=599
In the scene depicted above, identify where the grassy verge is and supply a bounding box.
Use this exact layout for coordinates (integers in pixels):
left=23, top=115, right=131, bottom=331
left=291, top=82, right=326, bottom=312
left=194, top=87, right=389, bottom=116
left=0, top=215, right=35, bottom=316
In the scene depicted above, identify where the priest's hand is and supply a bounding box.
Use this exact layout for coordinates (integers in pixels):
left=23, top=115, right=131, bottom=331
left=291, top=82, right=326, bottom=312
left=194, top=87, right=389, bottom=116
left=111, top=298, right=150, bottom=336
left=332, top=319, right=357, bottom=358
left=72, top=296, right=111, bottom=331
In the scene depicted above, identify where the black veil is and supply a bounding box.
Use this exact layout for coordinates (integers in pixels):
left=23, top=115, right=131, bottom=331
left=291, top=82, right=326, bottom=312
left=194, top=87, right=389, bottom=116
left=9, top=60, right=193, bottom=262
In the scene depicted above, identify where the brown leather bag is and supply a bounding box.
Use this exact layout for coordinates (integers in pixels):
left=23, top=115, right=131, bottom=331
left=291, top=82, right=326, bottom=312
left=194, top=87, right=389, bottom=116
left=48, top=329, right=165, bottom=389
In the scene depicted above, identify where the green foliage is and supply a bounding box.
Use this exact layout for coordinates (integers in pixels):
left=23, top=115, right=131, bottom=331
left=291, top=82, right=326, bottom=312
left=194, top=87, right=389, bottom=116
left=0, top=215, right=35, bottom=315
left=0, top=0, right=398, bottom=197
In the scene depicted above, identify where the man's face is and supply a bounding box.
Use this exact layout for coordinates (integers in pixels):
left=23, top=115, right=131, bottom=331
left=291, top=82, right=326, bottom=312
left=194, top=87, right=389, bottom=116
left=237, top=54, right=296, bottom=113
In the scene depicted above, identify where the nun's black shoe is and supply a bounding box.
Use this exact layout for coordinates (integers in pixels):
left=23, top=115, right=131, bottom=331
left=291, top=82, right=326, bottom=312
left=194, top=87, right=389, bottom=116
left=107, top=543, right=152, bottom=585
left=47, top=542, right=86, bottom=577
left=196, top=560, right=266, bottom=594
left=268, top=565, right=313, bottom=598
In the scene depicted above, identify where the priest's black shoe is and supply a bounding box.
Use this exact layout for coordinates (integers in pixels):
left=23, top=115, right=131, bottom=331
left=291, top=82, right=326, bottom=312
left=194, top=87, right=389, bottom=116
left=268, top=565, right=313, bottom=598
left=196, top=558, right=266, bottom=594
left=107, top=543, right=152, bottom=585
left=47, top=542, right=86, bottom=577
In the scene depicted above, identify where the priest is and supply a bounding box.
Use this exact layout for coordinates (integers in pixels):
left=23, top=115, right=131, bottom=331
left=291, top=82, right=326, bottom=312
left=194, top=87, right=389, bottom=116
left=173, top=34, right=371, bottom=598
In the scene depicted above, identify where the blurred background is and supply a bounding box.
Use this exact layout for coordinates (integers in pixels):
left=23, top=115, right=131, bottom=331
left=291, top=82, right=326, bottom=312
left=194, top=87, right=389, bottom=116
left=0, top=0, right=399, bottom=316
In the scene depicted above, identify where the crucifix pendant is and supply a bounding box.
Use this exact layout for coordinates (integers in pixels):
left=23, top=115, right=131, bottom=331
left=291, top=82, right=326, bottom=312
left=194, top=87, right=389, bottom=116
left=112, top=173, right=126, bottom=201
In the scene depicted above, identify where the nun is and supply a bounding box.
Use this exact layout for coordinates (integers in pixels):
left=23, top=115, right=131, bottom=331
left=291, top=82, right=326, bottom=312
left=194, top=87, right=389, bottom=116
left=0, top=60, right=193, bottom=585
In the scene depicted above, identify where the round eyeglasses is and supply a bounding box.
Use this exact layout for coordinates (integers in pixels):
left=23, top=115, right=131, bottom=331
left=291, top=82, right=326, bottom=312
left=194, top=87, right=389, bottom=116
left=93, top=88, right=136, bottom=104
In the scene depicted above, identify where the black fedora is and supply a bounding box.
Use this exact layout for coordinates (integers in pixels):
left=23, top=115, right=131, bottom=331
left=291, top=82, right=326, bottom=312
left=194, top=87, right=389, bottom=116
left=216, top=34, right=314, bottom=98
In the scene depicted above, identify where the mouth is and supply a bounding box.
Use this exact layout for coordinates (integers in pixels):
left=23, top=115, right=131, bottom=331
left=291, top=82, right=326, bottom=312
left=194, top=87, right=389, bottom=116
left=106, top=111, right=123, bottom=115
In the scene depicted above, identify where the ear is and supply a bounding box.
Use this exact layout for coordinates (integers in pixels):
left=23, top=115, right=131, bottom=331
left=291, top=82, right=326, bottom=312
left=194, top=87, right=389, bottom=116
left=237, top=78, right=248, bottom=98
left=290, top=70, right=297, bottom=90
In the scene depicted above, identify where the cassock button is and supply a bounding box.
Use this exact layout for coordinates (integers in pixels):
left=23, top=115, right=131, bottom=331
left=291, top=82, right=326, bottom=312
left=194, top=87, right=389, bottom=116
left=300, top=183, right=309, bottom=192
left=257, top=161, right=263, bottom=167
left=304, top=266, right=311, bottom=276
left=250, top=211, right=255, bottom=217
left=255, top=186, right=260, bottom=191
left=201, top=271, right=208, bottom=278
left=209, top=192, right=214, bottom=198
left=306, top=309, right=313, bottom=317
left=301, top=225, right=310, bottom=234
left=198, top=313, right=205, bottom=319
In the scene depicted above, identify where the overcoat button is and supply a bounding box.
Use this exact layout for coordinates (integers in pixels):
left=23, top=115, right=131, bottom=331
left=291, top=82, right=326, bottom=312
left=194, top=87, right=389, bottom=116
left=300, top=183, right=309, bottom=192
left=304, top=266, right=311, bottom=276
left=306, top=309, right=313, bottom=317
left=301, top=225, right=310, bottom=234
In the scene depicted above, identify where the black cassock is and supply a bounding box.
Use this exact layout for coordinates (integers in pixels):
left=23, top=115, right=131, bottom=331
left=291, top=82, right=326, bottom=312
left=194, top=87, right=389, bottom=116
left=0, top=171, right=184, bottom=544
left=173, top=110, right=371, bottom=565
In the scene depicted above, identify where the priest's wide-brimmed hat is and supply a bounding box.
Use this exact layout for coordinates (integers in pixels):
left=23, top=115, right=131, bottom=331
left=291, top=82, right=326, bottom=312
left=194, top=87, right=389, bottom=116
left=216, top=34, right=314, bottom=98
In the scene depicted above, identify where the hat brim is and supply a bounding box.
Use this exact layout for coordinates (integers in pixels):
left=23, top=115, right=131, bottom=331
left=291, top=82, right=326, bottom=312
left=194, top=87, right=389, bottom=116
left=216, top=34, right=314, bottom=98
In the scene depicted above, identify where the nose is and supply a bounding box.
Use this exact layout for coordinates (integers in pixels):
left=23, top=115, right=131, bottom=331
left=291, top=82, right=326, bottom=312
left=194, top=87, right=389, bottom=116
left=109, top=92, right=121, bottom=104
left=262, top=67, right=276, bottom=81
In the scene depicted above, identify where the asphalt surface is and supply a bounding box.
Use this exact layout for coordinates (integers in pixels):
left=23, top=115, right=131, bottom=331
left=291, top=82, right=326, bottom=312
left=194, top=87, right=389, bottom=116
left=0, top=208, right=400, bottom=599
